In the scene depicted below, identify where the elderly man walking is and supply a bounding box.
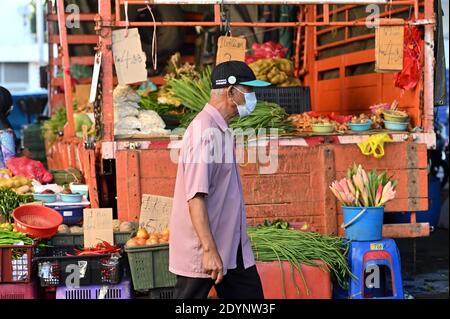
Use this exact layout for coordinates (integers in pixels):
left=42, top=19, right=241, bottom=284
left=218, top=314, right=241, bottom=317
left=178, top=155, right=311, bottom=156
left=169, top=61, right=270, bottom=299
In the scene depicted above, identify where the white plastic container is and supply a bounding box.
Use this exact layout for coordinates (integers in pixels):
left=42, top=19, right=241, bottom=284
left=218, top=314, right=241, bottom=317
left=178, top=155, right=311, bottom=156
left=69, top=183, right=89, bottom=199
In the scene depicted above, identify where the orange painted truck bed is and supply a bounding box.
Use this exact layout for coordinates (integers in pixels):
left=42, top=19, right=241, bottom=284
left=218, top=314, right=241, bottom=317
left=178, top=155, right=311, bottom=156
left=115, top=141, right=429, bottom=238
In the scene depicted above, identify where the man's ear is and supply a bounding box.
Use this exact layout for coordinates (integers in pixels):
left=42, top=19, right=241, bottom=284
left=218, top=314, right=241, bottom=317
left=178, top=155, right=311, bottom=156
left=227, top=86, right=233, bottom=97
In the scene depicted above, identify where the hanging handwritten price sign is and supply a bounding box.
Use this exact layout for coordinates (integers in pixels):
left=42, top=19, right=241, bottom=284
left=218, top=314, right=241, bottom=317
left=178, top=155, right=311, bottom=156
left=112, top=28, right=148, bottom=85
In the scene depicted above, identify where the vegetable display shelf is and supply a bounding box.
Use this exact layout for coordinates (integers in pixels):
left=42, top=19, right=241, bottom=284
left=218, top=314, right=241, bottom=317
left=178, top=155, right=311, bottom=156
left=49, top=232, right=133, bottom=247
left=0, top=244, right=34, bottom=283
left=55, top=278, right=132, bottom=299
left=35, top=247, right=124, bottom=287
left=125, top=243, right=176, bottom=291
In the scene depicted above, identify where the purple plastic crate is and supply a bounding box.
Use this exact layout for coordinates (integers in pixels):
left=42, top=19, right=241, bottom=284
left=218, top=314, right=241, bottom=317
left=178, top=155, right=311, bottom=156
left=55, top=279, right=131, bottom=299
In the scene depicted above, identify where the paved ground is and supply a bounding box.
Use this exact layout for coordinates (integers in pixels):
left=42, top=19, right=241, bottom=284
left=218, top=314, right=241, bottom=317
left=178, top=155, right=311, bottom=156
left=396, top=228, right=449, bottom=299
left=395, top=182, right=449, bottom=299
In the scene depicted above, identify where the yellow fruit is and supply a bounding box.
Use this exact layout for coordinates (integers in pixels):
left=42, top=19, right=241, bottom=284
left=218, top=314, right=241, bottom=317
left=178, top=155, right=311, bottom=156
left=4, top=180, right=14, bottom=188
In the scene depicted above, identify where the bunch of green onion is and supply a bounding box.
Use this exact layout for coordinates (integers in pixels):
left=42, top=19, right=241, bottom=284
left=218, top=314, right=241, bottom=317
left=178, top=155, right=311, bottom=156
left=248, top=226, right=353, bottom=294
left=230, top=101, right=294, bottom=134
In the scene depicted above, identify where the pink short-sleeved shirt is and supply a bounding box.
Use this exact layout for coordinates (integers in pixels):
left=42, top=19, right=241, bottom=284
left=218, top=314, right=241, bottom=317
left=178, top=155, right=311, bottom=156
left=169, top=104, right=255, bottom=278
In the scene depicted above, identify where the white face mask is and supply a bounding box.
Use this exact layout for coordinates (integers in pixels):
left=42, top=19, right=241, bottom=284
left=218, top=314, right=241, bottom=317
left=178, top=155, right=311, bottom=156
left=231, top=87, right=257, bottom=118
left=6, top=105, right=13, bottom=116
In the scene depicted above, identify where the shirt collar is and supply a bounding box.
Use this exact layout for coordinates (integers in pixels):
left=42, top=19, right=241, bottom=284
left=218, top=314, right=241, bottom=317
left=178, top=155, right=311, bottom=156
left=203, top=103, right=229, bottom=132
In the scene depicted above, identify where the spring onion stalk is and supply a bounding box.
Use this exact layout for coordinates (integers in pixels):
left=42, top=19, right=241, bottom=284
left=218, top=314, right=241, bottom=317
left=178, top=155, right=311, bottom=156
left=248, top=227, right=353, bottom=292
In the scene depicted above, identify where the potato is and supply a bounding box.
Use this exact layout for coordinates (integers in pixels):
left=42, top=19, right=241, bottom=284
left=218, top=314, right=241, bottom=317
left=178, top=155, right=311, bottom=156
left=57, top=224, right=70, bottom=234
left=69, top=226, right=83, bottom=234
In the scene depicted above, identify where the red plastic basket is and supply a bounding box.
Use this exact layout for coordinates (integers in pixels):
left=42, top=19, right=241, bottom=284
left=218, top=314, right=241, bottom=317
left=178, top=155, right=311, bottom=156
left=12, top=205, right=63, bottom=238
left=0, top=281, right=37, bottom=299
left=0, top=245, right=34, bottom=283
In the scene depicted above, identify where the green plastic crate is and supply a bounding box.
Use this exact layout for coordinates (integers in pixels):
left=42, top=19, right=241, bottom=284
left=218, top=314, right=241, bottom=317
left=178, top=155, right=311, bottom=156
left=148, top=287, right=174, bottom=299
left=49, top=232, right=133, bottom=247
left=125, top=243, right=176, bottom=291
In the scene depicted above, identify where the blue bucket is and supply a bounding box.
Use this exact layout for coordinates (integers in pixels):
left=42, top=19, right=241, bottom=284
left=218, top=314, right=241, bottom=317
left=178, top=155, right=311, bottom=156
left=343, top=206, right=384, bottom=241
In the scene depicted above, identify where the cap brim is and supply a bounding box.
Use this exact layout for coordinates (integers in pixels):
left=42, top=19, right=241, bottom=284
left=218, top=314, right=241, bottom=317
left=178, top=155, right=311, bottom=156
left=240, top=80, right=271, bottom=87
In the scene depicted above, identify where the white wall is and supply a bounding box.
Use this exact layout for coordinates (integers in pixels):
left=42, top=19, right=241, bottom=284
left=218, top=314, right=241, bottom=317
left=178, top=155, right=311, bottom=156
left=0, top=0, right=48, bottom=92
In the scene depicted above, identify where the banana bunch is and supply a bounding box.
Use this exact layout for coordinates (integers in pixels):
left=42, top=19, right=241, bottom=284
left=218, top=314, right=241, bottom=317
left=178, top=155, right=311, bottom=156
left=249, top=59, right=302, bottom=87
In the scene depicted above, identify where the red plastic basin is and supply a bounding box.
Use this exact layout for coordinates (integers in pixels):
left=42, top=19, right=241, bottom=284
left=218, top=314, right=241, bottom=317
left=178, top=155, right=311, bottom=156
left=256, top=260, right=332, bottom=299
left=208, top=260, right=333, bottom=299
left=12, top=205, right=63, bottom=238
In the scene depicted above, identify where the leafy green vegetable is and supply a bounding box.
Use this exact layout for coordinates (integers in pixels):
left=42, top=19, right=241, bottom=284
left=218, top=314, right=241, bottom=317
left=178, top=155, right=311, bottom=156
left=0, top=188, right=34, bottom=223
left=42, top=107, right=67, bottom=144
left=248, top=227, right=354, bottom=292
left=0, top=230, right=34, bottom=246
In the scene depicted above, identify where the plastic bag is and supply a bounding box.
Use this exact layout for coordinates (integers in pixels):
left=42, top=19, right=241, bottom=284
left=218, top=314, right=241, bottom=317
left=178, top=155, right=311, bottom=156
left=114, top=129, right=140, bottom=136
left=394, top=26, right=422, bottom=91
left=6, top=156, right=53, bottom=184
left=357, top=133, right=393, bottom=159
left=115, top=116, right=142, bottom=130
left=138, top=110, right=166, bottom=129
left=113, top=85, right=141, bottom=103
left=140, top=127, right=170, bottom=135
left=245, top=41, right=289, bottom=64
left=114, top=105, right=140, bottom=119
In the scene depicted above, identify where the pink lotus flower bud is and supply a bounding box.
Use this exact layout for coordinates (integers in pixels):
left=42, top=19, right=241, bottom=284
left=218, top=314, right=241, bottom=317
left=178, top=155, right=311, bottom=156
left=378, top=181, right=396, bottom=206
left=375, top=183, right=383, bottom=206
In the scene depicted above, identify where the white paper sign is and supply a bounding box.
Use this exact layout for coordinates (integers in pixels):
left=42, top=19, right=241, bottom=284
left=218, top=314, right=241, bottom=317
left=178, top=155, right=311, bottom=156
left=139, top=195, right=173, bottom=233
left=83, top=208, right=114, bottom=248
left=89, top=52, right=102, bottom=103
left=112, top=28, right=147, bottom=85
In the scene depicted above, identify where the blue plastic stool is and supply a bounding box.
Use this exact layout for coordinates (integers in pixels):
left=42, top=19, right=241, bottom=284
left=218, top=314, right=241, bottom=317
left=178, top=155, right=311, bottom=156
left=345, top=239, right=404, bottom=299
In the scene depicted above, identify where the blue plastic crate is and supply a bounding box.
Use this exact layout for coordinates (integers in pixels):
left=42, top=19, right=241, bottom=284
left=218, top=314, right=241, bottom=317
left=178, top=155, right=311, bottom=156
left=51, top=205, right=84, bottom=225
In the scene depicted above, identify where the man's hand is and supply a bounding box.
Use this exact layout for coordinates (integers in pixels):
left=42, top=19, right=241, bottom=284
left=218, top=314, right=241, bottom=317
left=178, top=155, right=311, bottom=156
left=188, top=194, right=224, bottom=284
left=202, top=248, right=224, bottom=284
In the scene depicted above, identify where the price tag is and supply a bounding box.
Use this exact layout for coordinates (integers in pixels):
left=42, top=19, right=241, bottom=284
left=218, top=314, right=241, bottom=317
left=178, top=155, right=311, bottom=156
left=370, top=243, right=384, bottom=250
left=83, top=208, right=113, bottom=248
left=216, top=36, right=246, bottom=65
left=139, top=195, right=173, bottom=233
left=375, top=19, right=404, bottom=72
left=112, top=28, right=147, bottom=85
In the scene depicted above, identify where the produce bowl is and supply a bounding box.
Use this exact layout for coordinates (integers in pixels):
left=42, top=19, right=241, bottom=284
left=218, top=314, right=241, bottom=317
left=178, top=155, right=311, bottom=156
left=12, top=205, right=63, bottom=238
left=382, top=110, right=409, bottom=123
left=69, top=183, right=89, bottom=199
left=348, top=120, right=372, bottom=132
left=311, top=123, right=335, bottom=134
left=32, top=193, right=57, bottom=203
left=383, top=120, right=409, bottom=131
left=60, top=193, right=83, bottom=203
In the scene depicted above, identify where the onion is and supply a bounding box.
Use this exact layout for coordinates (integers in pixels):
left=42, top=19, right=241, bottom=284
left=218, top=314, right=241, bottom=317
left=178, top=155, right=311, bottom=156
left=126, top=239, right=138, bottom=247
left=135, top=238, right=147, bottom=246
left=136, top=228, right=150, bottom=240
